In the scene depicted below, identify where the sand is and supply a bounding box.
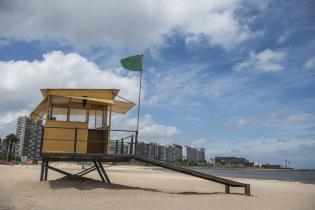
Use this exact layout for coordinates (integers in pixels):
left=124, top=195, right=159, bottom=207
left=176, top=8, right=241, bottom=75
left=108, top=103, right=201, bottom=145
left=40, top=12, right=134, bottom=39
left=0, top=164, right=314, bottom=210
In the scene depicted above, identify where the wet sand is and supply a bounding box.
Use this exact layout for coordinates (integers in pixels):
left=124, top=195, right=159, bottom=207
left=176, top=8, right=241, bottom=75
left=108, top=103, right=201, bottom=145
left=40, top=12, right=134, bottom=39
left=0, top=164, right=314, bottom=210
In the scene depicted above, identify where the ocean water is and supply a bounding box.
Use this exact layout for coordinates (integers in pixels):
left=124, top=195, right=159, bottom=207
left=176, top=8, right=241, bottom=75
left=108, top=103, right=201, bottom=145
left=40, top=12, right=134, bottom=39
left=154, top=168, right=315, bottom=184
left=195, top=168, right=315, bottom=184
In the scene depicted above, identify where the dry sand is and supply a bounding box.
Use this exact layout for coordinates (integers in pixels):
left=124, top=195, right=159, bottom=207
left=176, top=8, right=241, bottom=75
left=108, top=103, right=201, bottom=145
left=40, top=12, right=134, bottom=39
left=0, top=164, right=314, bottom=210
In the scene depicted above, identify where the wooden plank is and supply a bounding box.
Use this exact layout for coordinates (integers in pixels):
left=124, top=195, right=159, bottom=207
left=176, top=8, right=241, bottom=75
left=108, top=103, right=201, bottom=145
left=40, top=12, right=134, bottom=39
left=135, top=156, right=247, bottom=187
left=47, top=165, right=73, bottom=176
left=75, top=166, right=96, bottom=176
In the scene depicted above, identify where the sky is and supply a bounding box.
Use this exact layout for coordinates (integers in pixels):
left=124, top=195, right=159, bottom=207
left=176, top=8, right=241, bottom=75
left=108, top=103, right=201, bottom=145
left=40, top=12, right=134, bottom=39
left=0, top=0, right=314, bottom=169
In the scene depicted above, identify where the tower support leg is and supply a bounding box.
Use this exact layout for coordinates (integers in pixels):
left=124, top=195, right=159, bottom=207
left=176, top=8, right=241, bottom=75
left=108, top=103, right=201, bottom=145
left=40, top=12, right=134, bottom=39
left=44, top=160, right=49, bottom=181
left=40, top=160, right=45, bottom=181
left=98, top=161, right=111, bottom=184
left=93, top=161, right=106, bottom=183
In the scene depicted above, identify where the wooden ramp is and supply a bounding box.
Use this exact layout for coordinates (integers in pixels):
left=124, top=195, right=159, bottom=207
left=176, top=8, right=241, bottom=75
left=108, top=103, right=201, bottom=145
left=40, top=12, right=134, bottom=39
left=134, top=155, right=251, bottom=196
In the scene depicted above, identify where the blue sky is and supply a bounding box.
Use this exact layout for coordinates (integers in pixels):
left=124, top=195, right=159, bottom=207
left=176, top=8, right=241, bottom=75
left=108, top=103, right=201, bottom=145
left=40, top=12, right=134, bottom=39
left=0, top=0, right=314, bottom=168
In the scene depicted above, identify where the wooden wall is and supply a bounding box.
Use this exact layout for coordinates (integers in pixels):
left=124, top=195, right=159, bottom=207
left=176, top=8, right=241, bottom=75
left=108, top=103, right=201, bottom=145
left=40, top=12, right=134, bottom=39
left=42, top=120, right=88, bottom=153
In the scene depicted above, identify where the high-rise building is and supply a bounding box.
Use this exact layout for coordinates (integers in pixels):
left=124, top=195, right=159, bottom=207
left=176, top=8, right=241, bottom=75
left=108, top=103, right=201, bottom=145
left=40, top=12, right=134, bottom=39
left=182, top=146, right=205, bottom=162
left=158, top=144, right=167, bottom=162
left=16, top=116, right=42, bottom=160
left=133, top=141, right=205, bottom=163
left=166, top=144, right=182, bottom=162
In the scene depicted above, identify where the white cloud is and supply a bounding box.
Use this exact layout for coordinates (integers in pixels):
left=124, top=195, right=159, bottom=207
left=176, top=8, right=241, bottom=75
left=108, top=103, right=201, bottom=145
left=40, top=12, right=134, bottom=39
left=266, top=113, right=315, bottom=126
left=234, top=49, right=286, bottom=72
left=191, top=138, right=208, bottom=147
left=111, top=113, right=180, bottom=141
left=304, top=56, right=315, bottom=70
left=225, top=112, right=315, bottom=129
left=0, top=50, right=143, bottom=136
left=0, top=0, right=264, bottom=50
left=0, top=110, right=29, bottom=137
left=0, top=51, right=180, bottom=140
left=0, top=51, right=139, bottom=113
left=226, top=117, right=253, bottom=128
left=0, top=111, right=28, bottom=125
left=144, top=65, right=202, bottom=107
left=140, top=114, right=180, bottom=138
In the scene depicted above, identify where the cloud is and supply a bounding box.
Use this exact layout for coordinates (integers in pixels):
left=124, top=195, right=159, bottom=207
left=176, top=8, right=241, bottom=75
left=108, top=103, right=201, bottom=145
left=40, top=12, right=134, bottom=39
left=276, top=31, right=290, bottom=44
left=266, top=113, right=315, bottom=126
left=224, top=112, right=315, bottom=130
left=234, top=49, right=286, bottom=72
left=0, top=110, right=28, bottom=137
left=0, top=0, right=264, bottom=50
left=144, top=64, right=203, bottom=107
left=304, top=56, right=315, bottom=70
left=0, top=111, right=28, bottom=125
left=191, top=138, right=208, bottom=147
left=0, top=51, right=142, bottom=137
left=0, top=38, right=8, bottom=48
left=0, top=51, right=180, bottom=140
left=111, top=114, right=180, bottom=142
left=0, top=51, right=139, bottom=112
left=144, top=63, right=276, bottom=112
left=226, top=117, right=254, bottom=128
left=139, top=114, right=180, bottom=138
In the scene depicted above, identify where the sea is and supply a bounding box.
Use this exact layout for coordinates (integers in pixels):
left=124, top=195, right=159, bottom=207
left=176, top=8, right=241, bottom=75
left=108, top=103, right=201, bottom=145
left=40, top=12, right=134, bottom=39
left=154, top=168, right=315, bottom=184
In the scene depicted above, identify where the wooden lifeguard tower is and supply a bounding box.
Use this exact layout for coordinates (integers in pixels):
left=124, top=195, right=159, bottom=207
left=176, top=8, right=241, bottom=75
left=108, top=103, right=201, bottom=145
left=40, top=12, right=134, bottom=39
left=31, top=88, right=135, bottom=155
left=31, top=88, right=250, bottom=196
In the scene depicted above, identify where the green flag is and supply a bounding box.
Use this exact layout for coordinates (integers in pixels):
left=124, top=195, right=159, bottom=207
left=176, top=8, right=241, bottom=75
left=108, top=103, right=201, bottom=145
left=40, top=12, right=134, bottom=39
left=120, top=55, right=142, bottom=71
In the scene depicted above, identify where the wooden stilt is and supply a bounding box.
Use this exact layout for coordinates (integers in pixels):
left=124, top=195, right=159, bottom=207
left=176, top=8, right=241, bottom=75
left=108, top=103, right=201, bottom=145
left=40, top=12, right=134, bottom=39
left=40, top=160, right=45, bottom=181
left=44, top=160, right=48, bottom=181
left=93, top=161, right=106, bottom=183
left=245, top=184, right=251, bottom=196
left=225, top=185, right=230, bottom=194
left=98, top=161, right=111, bottom=184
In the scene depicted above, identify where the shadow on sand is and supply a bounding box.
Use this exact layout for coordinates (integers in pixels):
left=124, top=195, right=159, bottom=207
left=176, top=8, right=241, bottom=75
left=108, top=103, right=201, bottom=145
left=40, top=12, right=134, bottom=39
left=48, top=176, right=245, bottom=196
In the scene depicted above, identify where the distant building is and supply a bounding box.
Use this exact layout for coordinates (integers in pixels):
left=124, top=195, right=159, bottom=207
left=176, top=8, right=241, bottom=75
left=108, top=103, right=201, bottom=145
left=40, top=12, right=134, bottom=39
left=16, top=116, right=42, bottom=160
left=195, top=147, right=205, bottom=162
left=158, top=144, right=167, bottom=162
left=261, top=164, right=281, bottom=169
left=135, top=142, right=205, bottom=163
left=135, top=142, right=163, bottom=160
left=165, top=144, right=182, bottom=162
left=215, top=156, right=249, bottom=165
left=182, top=146, right=205, bottom=162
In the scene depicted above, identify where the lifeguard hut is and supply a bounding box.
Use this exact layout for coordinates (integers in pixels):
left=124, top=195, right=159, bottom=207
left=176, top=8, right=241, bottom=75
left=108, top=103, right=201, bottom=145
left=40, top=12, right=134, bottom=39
left=31, top=88, right=135, bottom=154
left=31, top=88, right=137, bottom=183
left=31, top=88, right=250, bottom=195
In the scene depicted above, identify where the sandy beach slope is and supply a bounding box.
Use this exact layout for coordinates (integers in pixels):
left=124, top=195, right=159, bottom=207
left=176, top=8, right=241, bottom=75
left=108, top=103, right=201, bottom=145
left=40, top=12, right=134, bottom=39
left=0, top=164, right=314, bottom=210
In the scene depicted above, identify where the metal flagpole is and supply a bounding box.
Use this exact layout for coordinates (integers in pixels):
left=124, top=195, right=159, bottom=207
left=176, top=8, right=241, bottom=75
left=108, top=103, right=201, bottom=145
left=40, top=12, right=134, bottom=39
left=135, top=53, right=143, bottom=155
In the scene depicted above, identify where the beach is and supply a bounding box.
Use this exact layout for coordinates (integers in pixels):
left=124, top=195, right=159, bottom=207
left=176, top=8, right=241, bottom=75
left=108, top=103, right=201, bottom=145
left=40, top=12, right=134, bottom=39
left=0, top=164, right=315, bottom=210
